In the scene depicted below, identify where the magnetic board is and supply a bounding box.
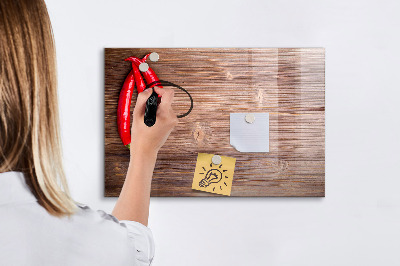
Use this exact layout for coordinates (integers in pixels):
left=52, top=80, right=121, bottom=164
left=104, top=48, right=325, bottom=197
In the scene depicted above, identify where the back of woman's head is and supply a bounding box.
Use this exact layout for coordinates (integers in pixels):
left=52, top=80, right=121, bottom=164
left=0, top=0, right=76, bottom=216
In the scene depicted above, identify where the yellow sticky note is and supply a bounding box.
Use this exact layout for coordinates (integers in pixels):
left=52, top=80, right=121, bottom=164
left=192, top=153, right=236, bottom=196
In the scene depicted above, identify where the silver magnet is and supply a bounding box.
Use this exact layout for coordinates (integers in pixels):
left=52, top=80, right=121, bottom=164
left=149, top=52, right=159, bottom=62
left=245, top=113, right=255, bottom=124
left=212, top=155, right=222, bottom=165
left=139, top=62, right=149, bottom=72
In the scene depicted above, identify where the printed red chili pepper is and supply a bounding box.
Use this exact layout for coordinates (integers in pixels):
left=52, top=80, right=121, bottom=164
left=132, top=63, right=146, bottom=93
left=117, top=53, right=163, bottom=149
left=117, top=69, right=135, bottom=148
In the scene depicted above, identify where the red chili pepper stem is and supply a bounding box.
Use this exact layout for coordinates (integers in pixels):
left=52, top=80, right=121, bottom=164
left=125, top=56, right=163, bottom=91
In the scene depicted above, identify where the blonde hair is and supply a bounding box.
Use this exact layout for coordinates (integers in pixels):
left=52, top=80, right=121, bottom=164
left=0, top=0, right=77, bottom=216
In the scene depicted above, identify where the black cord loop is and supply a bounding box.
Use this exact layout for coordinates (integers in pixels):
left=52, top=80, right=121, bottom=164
left=158, top=80, right=193, bottom=118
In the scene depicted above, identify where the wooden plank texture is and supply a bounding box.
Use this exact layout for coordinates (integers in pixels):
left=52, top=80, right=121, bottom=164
left=105, top=48, right=325, bottom=197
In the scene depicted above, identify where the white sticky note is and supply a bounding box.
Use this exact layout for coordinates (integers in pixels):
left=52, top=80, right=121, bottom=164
left=230, top=113, right=269, bottom=152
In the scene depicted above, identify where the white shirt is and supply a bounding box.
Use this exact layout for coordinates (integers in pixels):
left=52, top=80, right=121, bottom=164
left=0, top=171, right=155, bottom=266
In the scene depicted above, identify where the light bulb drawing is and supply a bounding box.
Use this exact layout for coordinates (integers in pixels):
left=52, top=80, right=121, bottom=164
left=198, top=162, right=229, bottom=191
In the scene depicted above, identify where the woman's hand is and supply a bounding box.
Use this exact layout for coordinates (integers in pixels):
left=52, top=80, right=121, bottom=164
left=130, top=86, right=178, bottom=156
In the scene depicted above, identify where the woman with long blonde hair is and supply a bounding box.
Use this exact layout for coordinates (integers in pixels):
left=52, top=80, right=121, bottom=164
left=0, top=0, right=178, bottom=265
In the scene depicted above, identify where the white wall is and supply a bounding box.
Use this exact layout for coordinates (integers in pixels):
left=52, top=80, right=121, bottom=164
left=45, top=0, right=400, bottom=265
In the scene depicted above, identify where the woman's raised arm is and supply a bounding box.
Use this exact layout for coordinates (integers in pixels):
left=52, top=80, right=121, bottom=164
left=112, top=86, right=178, bottom=225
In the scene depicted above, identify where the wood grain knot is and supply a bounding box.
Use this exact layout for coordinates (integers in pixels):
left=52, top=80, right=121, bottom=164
left=277, top=160, right=289, bottom=172
left=193, top=126, right=205, bottom=143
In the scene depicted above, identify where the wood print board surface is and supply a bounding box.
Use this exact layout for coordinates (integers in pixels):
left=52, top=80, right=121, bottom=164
left=105, top=48, right=325, bottom=197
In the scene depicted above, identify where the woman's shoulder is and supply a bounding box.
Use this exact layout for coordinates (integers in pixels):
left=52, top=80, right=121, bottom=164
left=72, top=202, right=155, bottom=265
left=74, top=202, right=120, bottom=224
left=0, top=200, right=142, bottom=265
